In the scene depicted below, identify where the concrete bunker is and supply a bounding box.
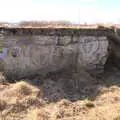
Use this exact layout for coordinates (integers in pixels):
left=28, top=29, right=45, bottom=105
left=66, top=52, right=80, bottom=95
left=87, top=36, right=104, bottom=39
left=0, top=27, right=119, bottom=80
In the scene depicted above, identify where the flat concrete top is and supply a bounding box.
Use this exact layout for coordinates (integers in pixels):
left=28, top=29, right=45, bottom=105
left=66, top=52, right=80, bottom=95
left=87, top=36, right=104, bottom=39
left=0, top=27, right=117, bottom=36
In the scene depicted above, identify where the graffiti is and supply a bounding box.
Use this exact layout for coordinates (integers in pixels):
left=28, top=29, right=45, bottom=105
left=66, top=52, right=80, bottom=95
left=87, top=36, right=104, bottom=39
left=11, top=46, right=21, bottom=57
left=0, top=48, right=8, bottom=60
left=79, top=37, right=108, bottom=65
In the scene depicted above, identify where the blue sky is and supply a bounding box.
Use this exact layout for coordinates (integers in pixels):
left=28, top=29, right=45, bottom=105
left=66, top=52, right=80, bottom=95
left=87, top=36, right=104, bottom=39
left=0, top=0, right=119, bottom=24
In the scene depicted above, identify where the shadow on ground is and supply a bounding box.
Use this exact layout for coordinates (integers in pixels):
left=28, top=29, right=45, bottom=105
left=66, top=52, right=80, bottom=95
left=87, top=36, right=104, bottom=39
left=1, top=67, right=120, bottom=120
left=20, top=67, right=120, bottom=103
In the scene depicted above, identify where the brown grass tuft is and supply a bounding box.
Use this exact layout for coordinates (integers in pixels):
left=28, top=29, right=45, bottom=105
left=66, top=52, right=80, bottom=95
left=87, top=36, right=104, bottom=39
left=15, top=81, right=32, bottom=96
left=0, top=100, right=7, bottom=111
left=114, top=115, right=120, bottom=120
left=58, top=99, right=71, bottom=107
left=0, top=100, right=7, bottom=120
left=1, top=81, right=42, bottom=100
left=21, top=96, right=44, bottom=108
left=10, top=101, right=26, bottom=113
left=27, top=108, right=49, bottom=120
left=84, top=101, right=95, bottom=108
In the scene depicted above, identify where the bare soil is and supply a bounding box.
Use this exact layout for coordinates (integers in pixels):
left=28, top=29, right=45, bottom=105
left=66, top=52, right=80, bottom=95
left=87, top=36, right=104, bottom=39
left=0, top=69, right=120, bottom=120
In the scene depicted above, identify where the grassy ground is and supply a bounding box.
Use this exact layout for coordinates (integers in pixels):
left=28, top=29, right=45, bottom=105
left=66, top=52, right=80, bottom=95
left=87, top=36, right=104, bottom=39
left=0, top=70, right=120, bottom=120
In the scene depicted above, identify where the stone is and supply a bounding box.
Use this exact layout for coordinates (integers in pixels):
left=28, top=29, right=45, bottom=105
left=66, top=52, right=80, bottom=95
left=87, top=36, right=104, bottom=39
left=77, top=36, right=108, bottom=70
left=0, top=29, right=110, bottom=79
left=58, top=36, right=71, bottom=45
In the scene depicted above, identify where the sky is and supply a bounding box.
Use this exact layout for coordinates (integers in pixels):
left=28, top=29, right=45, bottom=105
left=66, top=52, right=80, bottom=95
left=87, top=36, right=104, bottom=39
left=0, top=0, right=120, bottom=24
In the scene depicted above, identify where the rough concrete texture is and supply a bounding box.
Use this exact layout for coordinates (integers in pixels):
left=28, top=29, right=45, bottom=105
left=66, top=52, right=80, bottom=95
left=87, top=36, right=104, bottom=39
left=0, top=28, right=109, bottom=79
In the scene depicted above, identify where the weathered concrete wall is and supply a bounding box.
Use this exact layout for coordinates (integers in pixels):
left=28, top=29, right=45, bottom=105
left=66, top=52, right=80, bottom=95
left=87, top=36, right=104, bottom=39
left=0, top=28, right=109, bottom=79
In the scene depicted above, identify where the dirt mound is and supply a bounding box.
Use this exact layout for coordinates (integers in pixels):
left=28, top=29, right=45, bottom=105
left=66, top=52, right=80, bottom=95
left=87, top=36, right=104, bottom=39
left=0, top=70, right=120, bottom=120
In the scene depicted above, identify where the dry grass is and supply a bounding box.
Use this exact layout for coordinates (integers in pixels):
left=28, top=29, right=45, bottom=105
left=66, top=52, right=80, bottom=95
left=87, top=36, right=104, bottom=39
left=27, top=108, right=50, bottom=120
left=1, top=81, right=42, bottom=99
left=0, top=72, right=120, bottom=120
left=0, top=100, right=7, bottom=120
left=57, top=99, right=71, bottom=107
left=84, top=100, right=95, bottom=108
left=0, top=100, right=7, bottom=112
left=86, top=103, right=120, bottom=120
left=0, top=80, right=44, bottom=120
left=0, top=72, right=6, bottom=84
left=114, top=115, right=120, bottom=120
left=14, top=81, right=32, bottom=96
